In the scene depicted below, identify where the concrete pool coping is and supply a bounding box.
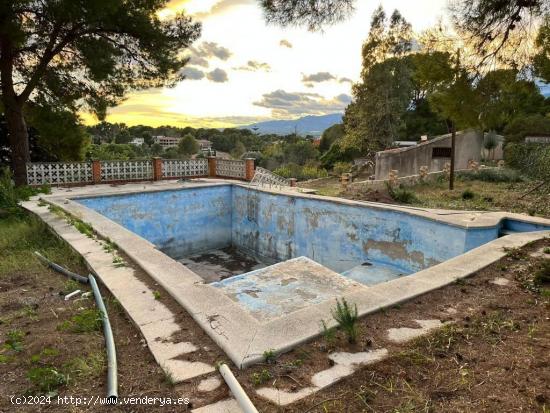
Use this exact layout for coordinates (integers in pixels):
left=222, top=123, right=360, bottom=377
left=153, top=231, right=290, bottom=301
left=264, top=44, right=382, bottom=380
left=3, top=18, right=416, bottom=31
left=24, top=180, right=550, bottom=368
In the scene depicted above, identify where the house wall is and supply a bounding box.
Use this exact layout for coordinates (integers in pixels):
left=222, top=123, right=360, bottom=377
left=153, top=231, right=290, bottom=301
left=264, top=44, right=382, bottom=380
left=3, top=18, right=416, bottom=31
left=375, top=131, right=483, bottom=180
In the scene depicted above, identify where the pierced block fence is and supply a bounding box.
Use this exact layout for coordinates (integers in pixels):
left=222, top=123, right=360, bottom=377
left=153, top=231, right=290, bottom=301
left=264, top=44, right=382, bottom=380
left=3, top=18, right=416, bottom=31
left=26, top=157, right=256, bottom=187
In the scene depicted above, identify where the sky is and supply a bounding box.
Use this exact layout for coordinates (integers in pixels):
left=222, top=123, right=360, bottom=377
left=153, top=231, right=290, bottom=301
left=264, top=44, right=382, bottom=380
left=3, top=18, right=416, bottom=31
left=85, top=0, right=449, bottom=128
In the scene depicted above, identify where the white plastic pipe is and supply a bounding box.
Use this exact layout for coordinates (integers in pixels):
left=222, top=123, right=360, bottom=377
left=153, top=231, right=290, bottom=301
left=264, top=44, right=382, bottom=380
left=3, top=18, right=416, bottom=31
left=218, top=363, right=259, bottom=413
left=64, top=290, right=81, bottom=300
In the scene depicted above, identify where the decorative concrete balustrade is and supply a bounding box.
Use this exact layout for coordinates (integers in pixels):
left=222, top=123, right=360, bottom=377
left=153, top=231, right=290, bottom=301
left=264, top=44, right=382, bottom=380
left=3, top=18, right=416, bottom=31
left=26, top=157, right=256, bottom=186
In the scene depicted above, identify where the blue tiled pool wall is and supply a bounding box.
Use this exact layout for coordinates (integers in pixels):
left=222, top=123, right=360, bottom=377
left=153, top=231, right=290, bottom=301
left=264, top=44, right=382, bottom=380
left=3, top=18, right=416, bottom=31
left=78, top=186, right=232, bottom=259
left=77, top=185, right=545, bottom=275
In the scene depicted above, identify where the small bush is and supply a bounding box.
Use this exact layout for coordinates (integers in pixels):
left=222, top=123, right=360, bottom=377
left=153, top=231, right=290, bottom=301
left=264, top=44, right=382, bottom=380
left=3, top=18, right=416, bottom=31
left=152, top=290, right=161, bottom=300
left=461, top=189, right=475, bottom=200
left=387, top=184, right=418, bottom=204
left=458, top=168, right=524, bottom=183
left=320, top=320, right=336, bottom=344
left=534, top=260, right=550, bottom=286
left=5, top=329, right=25, bottom=352
left=331, top=298, right=359, bottom=344
left=27, top=367, right=67, bottom=394
left=263, top=349, right=276, bottom=363
left=250, top=369, right=272, bottom=386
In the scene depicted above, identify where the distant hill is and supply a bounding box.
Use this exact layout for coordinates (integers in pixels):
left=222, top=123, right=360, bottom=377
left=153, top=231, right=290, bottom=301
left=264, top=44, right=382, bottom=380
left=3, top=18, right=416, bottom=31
left=239, top=113, right=343, bottom=136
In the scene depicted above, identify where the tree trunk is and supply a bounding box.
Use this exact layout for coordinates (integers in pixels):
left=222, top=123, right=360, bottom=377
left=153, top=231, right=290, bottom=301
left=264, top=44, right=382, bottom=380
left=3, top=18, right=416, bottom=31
left=5, top=101, right=30, bottom=186
left=449, top=122, right=456, bottom=190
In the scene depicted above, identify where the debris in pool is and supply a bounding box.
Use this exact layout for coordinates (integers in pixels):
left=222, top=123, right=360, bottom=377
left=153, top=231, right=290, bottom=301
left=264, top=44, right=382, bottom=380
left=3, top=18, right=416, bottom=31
left=361, top=261, right=373, bottom=266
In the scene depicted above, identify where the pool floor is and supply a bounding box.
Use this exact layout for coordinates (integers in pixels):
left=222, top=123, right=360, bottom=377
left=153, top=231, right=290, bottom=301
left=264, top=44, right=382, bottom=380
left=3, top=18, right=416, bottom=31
left=178, top=246, right=267, bottom=283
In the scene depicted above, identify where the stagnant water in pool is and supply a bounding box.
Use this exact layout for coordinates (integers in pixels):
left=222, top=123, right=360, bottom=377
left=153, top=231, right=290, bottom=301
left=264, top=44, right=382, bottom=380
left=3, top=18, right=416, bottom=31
left=76, top=184, right=549, bottom=286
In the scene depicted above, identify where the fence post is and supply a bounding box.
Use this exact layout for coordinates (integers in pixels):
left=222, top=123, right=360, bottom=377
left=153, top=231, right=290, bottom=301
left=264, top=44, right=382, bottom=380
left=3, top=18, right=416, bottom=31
left=208, top=156, right=217, bottom=178
left=245, top=158, right=255, bottom=181
left=152, top=157, right=163, bottom=181
left=289, top=178, right=297, bottom=187
left=92, top=159, right=101, bottom=184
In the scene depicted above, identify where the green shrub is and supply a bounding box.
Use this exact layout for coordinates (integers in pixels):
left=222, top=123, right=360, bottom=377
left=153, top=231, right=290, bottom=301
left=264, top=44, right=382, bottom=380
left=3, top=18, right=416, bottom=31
left=534, top=260, right=550, bottom=286
left=461, top=189, right=475, bottom=200
left=504, top=143, right=550, bottom=181
left=250, top=369, right=272, bottom=386
left=0, top=167, right=50, bottom=216
left=274, top=163, right=328, bottom=181
left=458, top=168, right=524, bottom=183
left=5, top=329, right=25, bottom=352
left=332, top=161, right=352, bottom=176
left=387, top=184, right=418, bottom=204
left=331, top=298, right=359, bottom=344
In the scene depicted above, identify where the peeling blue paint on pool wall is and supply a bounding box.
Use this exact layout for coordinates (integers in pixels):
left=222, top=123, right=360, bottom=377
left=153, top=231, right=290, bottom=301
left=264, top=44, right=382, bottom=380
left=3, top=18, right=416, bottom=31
left=77, top=186, right=232, bottom=258
left=76, top=184, right=549, bottom=284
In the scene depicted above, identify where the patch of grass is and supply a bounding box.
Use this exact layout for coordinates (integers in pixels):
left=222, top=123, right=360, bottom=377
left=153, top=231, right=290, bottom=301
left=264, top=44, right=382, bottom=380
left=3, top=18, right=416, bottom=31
left=503, top=246, right=527, bottom=260
left=263, top=349, right=276, bottom=363
left=62, top=279, right=81, bottom=295
left=162, top=367, right=176, bottom=386
left=250, top=369, right=272, bottom=386
left=4, top=329, right=25, bottom=352
left=152, top=290, right=161, bottom=300
left=417, top=324, right=461, bottom=356
left=461, top=189, right=475, bottom=200
left=0, top=354, right=11, bottom=363
left=0, top=214, right=85, bottom=277
left=320, top=320, right=336, bottom=344
left=102, top=239, right=117, bottom=253
left=64, top=353, right=105, bottom=379
left=58, top=308, right=102, bottom=333
left=27, top=366, right=67, bottom=394
left=30, top=347, right=60, bottom=364
left=543, top=247, right=550, bottom=254
left=71, top=219, right=94, bottom=238
left=331, top=298, right=359, bottom=344
left=395, top=349, right=434, bottom=366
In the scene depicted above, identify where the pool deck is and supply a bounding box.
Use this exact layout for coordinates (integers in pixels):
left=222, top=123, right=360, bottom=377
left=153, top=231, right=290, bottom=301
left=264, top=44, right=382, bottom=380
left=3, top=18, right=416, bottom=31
left=22, top=179, right=550, bottom=369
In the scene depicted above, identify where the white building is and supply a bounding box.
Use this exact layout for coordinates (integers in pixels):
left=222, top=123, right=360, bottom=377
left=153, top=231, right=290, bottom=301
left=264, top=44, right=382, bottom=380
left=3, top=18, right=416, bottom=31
left=153, top=135, right=180, bottom=149
left=129, top=137, right=144, bottom=146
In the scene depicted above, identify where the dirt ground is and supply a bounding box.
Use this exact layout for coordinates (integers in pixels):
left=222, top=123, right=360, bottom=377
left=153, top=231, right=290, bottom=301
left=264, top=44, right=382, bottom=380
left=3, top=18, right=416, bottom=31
left=244, top=239, right=550, bottom=413
left=1, top=213, right=549, bottom=412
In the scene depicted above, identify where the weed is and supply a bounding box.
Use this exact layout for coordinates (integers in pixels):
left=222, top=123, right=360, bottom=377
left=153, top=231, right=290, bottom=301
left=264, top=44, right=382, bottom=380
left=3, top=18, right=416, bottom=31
left=250, top=369, right=272, bottom=386
left=72, top=219, right=94, bottom=238
left=63, top=279, right=81, bottom=295
left=534, top=260, right=550, bottom=286
left=163, top=367, right=176, bottom=386
left=331, top=298, right=359, bottom=344
left=0, top=354, right=11, bottom=363
left=320, top=320, right=336, bottom=344
left=112, top=256, right=125, bottom=268
left=503, top=246, right=526, bottom=260
left=27, top=366, right=67, bottom=394
left=263, top=349, right=276, bottom=363
left=543, top=247, right=550, bottom=254
left=5, top=329, right=25, bottom=352
left=387, top=184, right=418, bottom=204
left=152, top=290, right=161, bottom=300
left=23, top=305, right=38, bottom=320
left=395, top=349, right=433, bottom=366
left=64, top=353, right=105, bottom=379
left=461, top=189, right=475, bottom=200
left=58, top=308, right=102, bottom=333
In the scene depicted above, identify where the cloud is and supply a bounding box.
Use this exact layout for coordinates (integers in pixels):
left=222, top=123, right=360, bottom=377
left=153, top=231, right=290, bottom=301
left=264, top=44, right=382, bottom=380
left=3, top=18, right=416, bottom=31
left=339, top=77, right=353, bottom=84
left=192, top=0, right=254, bottom=18
left=181, top=66, right=205, bottom=80
left=188, top=41, right=232, bottom=67
left=302, top=72, right=337, bottom=83
left=254, top=90, right=351, bottom=117
left=234, top=60, right=271, bottom=72
left=207, top=68, right=229, bottom=82
left=279, top=39, right=293, bottom=48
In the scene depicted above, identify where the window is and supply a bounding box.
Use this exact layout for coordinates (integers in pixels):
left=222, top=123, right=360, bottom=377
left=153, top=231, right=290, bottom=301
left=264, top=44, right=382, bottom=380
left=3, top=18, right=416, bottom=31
left=432, top=147, right=451, bottom=158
